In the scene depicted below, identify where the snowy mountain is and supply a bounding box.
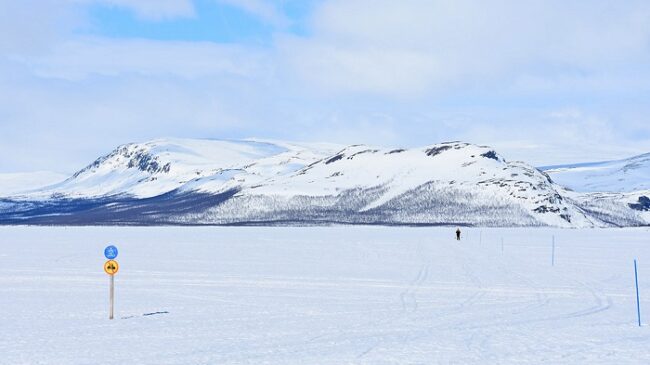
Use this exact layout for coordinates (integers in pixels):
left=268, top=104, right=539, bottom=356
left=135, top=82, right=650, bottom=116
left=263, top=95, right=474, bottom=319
left=22, top=138, right=340, bottom=199
left=0, top=139, right=648, bottom=227
left=196, top=142, right=595, bottom=227
left=541, top=153, right=650, bottom=193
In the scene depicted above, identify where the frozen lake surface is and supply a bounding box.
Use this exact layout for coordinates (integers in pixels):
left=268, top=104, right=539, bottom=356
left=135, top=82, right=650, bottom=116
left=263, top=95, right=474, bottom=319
left=1, top=226, right=649, bottom=364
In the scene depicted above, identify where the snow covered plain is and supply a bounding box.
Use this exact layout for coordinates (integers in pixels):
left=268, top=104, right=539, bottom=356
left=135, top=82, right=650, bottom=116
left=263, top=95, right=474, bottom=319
left=1, top=226, right=650, bottom=364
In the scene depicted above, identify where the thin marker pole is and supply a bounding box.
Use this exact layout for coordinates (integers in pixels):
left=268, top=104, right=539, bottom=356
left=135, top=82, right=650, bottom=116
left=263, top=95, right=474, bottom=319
left=110, top=275, right=115, bottom=320
left=551, top=235, right=555, bottom=267
left=635, top=259, right=641, bottom=327
left=479, top=230, right=482, bottom=246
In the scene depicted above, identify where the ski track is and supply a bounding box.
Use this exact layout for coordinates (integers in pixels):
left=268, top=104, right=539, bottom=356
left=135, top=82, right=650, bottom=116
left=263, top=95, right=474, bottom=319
left=1, top=226, right=650, bottom=364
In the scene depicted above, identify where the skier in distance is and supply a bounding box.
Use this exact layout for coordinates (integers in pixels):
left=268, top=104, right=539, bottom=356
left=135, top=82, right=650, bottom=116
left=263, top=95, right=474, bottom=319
left=456, top=228, right=461, bottom=241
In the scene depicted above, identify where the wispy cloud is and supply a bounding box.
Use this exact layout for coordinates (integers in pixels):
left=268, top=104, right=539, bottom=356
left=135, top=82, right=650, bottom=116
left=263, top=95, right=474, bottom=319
left=284, top=0, right=650, bottom=96
left=77, top=0, right=196, bottom=21
left=215, top=0, right=289, bottom=28
left=0, top=0, right=649, bottom=173
left=0, top=0, right=82, bottom=55
left=26, top=37, right=269, bottom=80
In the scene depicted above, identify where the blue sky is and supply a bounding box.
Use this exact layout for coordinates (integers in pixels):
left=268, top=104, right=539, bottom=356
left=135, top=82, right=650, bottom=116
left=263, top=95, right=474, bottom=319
left=0, top=0, right=649, bottom=173
left=84, top=0, right=313, bottom=43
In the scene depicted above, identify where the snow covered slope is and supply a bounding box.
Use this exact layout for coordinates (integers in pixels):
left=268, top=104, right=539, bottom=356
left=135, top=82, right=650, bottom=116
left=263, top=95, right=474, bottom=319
left=541, top=153, right=650, bottom=193
left=569, top=190, right=650, bottom=227
left=0, top=171, right=67, bottom=195
left=198, top=142, right=595, bottom=227
left=18, top=138, right=339, bottom=199
left=1, top=139, right=647, bottom=227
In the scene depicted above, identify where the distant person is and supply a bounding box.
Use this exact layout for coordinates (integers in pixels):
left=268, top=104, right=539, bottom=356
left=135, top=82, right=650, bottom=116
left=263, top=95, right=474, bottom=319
left=456, top=228, right=461, bottom=241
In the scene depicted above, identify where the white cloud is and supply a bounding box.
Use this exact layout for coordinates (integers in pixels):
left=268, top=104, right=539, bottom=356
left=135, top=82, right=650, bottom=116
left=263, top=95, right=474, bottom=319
left=0, top=0, right=83, bottom=55
left=283, top=0, right=650, bottom=96
left=549, top=108, right=584, bottom=120
left=1, top=0, right=650, bottom=172
left=76, top=0, right=196, bottom=20
left=215, top=0, right=289, bottom=27
left=278, top=36, right=441, bottom=96
left=25, top=37, right=269, bottom=80
left=0, top=73, right=264, bottom=171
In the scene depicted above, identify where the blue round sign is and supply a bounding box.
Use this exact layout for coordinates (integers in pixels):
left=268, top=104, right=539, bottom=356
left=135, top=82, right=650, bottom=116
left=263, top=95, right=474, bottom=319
left=104, top=245, right=118, bottom=259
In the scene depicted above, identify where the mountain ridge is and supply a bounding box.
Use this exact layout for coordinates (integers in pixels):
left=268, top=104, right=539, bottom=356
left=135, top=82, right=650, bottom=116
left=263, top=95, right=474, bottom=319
left=1, top=138, right=648, bottom=227
left=541, top=152, right=650, bottom=193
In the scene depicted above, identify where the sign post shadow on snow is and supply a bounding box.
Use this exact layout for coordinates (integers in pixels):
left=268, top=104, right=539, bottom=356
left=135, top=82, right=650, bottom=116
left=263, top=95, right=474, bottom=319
left=104, top=245, right=119, bottom=320
left=634, top=259, right=641, bottom=327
